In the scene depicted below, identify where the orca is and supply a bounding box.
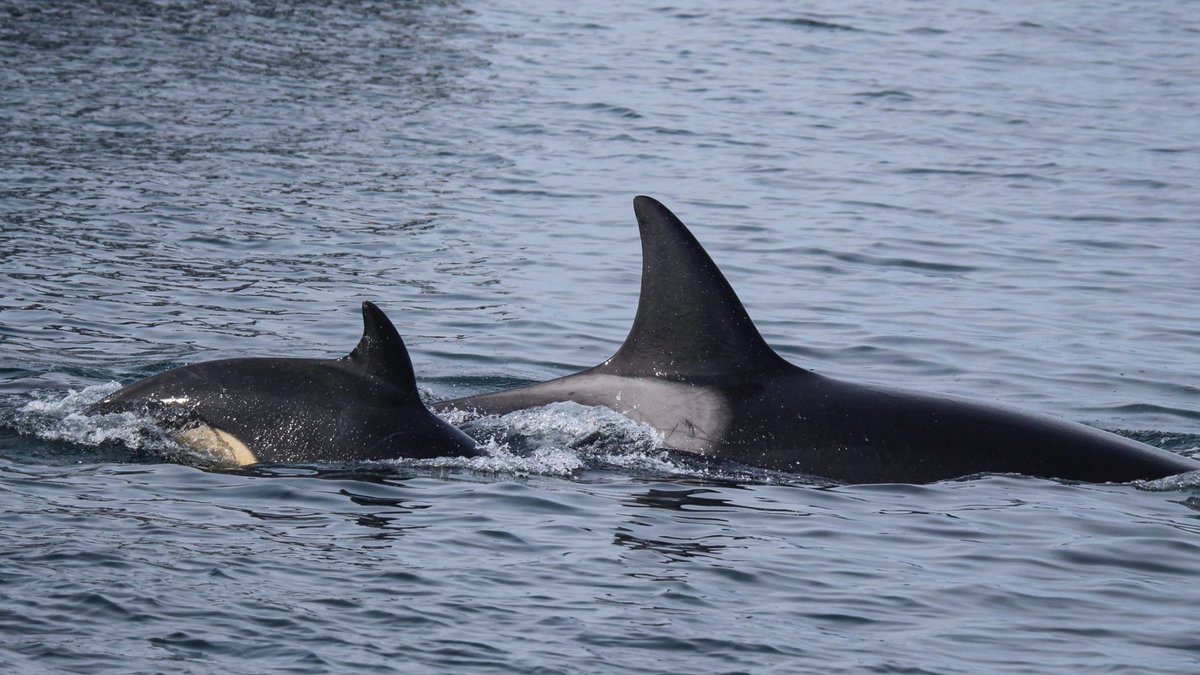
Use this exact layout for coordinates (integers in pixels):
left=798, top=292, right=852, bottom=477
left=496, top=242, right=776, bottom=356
left=434, top=196, right=1199, bottom=484
left=90, top=301, right=480, bottom=466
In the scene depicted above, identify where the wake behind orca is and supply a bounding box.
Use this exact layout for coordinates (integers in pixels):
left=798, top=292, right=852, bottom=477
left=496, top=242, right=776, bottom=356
left=90, top=301, right=479, bottom=465
left=435, top=196, right=1199, bottom=484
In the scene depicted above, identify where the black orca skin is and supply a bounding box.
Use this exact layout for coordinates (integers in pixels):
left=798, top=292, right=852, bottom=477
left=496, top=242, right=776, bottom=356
left=91, top=301, right=480, bottom=465
left=434, top=197, right=1199, bottom=484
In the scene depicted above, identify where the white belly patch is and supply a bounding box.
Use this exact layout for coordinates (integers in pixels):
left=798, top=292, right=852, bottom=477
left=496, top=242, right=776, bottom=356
left=176, top=424, right=259, bottom=466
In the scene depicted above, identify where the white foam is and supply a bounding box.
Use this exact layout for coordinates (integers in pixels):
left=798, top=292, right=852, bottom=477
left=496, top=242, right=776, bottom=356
left=13, top=388, right=749, bottom=478
left=422, top=401, right=720, bottom=478
left=1136, top=469, right=1200, bottom=491
left=11, top=383, right=237, bottom=466
left=15, top=383, right=164, bottom=449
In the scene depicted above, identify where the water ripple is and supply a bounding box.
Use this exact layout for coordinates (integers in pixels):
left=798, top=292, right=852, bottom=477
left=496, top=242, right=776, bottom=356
left=3, top=0, right=1200, bottom=672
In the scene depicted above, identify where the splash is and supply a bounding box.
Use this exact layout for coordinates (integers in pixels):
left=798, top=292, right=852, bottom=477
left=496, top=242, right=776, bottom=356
left=6, top=384, right=237, bottom=468
left=13, top=383, right=158, bottom=449
left=432, top=401, right=692, bottom=478
left=9, top=389, right=833, bottom=483
left=426, top=402, right=816, bottom=482
left=1135, top=469, right=1200, bottom=491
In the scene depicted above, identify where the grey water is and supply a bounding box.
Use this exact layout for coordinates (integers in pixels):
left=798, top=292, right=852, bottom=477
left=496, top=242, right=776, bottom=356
left=2, top=0, right=1199, bottom=672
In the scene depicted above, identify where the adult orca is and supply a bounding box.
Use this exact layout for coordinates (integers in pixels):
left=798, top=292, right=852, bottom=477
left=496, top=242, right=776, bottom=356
left=90, top=301, right=480, bottom=466
left=434, top=196, right=1199, bottom=484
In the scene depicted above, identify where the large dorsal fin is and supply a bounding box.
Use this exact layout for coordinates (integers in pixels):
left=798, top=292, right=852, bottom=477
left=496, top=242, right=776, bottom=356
left=600, top=196, right=791, bottom=379
left=341, top=301, right=419, bottom=395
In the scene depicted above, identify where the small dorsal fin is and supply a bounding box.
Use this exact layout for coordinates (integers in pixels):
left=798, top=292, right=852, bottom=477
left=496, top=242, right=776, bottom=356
left=601, top=196, right=791, bottom=379
left=342, top=301, right=419, bottom=395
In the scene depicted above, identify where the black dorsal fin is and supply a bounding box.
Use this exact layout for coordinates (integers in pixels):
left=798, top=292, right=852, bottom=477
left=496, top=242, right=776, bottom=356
left=600, top=196, right=791, bottom=379
left=342, top=301, right=419, bottom=395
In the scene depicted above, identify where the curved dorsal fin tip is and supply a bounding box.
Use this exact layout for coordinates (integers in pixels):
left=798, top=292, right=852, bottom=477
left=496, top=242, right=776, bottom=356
left=632, top=194, right=663, bottom=212
left=633, top=194, right=688, bottom=234
left=360, top=299, right=398, bottom=338
left=606, top=197, right=789, bottom=379
left=346, top=300, right=418, bottom=393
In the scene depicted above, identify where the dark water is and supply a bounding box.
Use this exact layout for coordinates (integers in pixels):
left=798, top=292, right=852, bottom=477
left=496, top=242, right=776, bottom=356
left=2, top=0, right=1199, bottom=672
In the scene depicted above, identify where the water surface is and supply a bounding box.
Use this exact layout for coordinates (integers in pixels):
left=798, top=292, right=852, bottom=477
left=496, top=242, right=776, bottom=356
left=2, top=0, right=1199, bottom=672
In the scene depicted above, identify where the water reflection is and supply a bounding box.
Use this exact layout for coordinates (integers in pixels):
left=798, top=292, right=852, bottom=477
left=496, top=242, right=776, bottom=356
left=231, top=463, right=426, bottom=486
left=226, top=463, right=442, bottom=538
left=612, top=528, right=727, bottom=562
left=613, top=486, right=739, bottom=563
left=626, top=486, right=736, bottom=512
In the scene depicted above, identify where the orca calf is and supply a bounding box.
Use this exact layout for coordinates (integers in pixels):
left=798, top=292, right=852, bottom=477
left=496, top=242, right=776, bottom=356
left=91, top=301, right=480, bottom=465
left=434, top=196, right=1199, bottom=484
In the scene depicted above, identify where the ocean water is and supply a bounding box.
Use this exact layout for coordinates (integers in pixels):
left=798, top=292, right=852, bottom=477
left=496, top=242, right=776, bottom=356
left=2, top=0, right=1199, bottom=672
